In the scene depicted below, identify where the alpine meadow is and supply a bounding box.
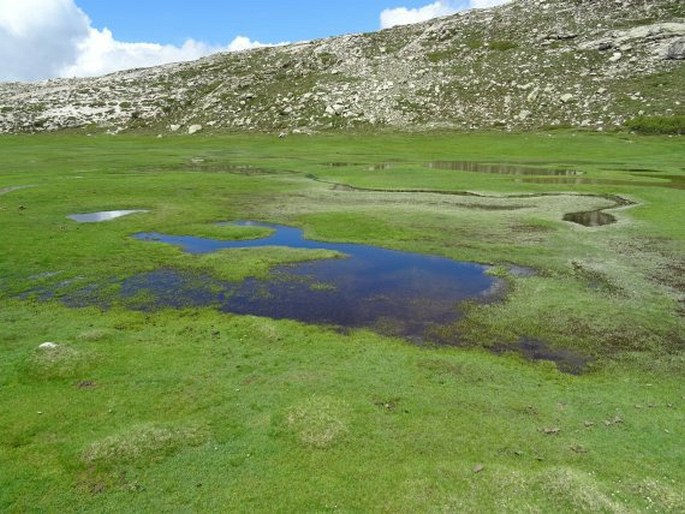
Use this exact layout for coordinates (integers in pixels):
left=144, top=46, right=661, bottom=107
left=1, top=0, right=684, bottom=512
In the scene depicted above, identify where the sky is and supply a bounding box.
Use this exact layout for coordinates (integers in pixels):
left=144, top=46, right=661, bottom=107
left=0, top=0, right=510, bottom=82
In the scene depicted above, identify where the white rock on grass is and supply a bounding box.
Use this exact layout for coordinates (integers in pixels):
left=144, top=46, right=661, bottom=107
left=38, top=342, right=59, bottom=350
left=664, top=38, right=685, bottom=60
left=188, top=124, right=203, bottom=135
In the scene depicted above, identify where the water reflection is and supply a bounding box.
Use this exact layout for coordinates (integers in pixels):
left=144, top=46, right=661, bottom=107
left=428, top=161, right=579, bottom=176
left=68, top=210, right=149, bottom=223
left=522, top=176, right=683, bottom=189
left=563, top=210, right=616, bottom=227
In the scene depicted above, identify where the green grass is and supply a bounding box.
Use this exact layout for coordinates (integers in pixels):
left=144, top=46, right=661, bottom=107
left=626, top=115, right=685, bottom=135
left=0, top=130, right=683, bottom=512
left=488, top=40, right=519, bottom=51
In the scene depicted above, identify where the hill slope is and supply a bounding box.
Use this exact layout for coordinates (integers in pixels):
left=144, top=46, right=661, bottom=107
left=0, top=0, right=683, bottom=134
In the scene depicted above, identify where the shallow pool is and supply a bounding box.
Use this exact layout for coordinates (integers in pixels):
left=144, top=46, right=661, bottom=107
left=123, top=222, right=500, bottom=341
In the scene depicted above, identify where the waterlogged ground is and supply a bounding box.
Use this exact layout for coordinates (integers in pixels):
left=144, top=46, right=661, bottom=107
left=128, top=222, right=497, bottom=339
left=0, top=132, right=683, bottom=512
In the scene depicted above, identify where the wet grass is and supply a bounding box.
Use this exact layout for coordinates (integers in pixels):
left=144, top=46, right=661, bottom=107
left=0, top=130, right=683, bottom=511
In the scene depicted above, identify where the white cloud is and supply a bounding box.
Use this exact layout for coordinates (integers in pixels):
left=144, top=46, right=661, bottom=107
left=0, top=0, right=90, bottom=81
left=380, top=0, right=510, bottom=29
left=0, top=0, right=274, bottom=82
left=226, top=35, right=270, bottom=52
left=60, top=29, right=269, bottom=78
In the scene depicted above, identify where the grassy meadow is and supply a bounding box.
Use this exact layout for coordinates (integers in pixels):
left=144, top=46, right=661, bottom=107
left=0, top=130, right=683, bottom=512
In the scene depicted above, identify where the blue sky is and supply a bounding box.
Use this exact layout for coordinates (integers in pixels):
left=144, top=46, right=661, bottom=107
left=75, top=0, right=478, bottom=44
left=0, top=0, right=509, bottom=81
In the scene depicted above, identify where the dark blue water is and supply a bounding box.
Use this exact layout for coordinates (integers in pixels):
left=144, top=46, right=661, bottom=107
left=125, top=222, right=498, bottom=342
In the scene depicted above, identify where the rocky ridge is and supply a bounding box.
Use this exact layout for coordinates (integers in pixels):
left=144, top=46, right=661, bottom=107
left=0, top=0, right=683, bottom=134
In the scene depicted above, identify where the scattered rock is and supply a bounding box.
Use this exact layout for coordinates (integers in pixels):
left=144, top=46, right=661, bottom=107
left=542, top=427, right=561, bottom=435
left=665, top=38, right=685, bottom=60
left=38, top=342, right=59, bottom=350
left=0, top=1, right=682, bottom=133
left=473, top=464, right=485, bottom=473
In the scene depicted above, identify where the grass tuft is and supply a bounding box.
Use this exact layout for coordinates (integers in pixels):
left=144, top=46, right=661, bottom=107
left=634, top=478, right=685, bottom=512
left=285, top=395, right=348, bottom=449
left=25, top=343, right=91, bottom=380
left=82, top=423, right=207, bottom=467
left=538, top=467, right=625, bottom=513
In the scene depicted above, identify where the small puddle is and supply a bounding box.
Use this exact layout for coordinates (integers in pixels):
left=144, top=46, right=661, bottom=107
left=493, top=338, right=592, bottom=375
left=68, top=210, right=149, bottom=223
left=563, top=194, right=634, bottom=227
left=428, top=161, right=579, bottom=176
left=563, top=210, right=616, bottom=227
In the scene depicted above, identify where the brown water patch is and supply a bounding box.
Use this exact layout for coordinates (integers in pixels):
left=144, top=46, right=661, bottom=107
left=493, top=338, right=593, bottom=375
left=428, top=161, right=579, bottom=176
left=563, top=210, right=616, bottom=227
left=369, top=163, right=396, bottom=171
left=638, top=174, right=685, bottom=190
left=522, top=176, right=683, bottom=189
left=563, top=194, right=634, bottom=227
left=325, top=162, right=365, bottom=167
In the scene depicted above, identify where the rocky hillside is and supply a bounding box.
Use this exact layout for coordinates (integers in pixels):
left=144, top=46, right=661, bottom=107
left=1, top=0, right=683, bottom=134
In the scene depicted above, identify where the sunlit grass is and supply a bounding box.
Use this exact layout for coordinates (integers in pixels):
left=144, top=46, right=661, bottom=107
left=0, top=130, right=683, bottom=511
